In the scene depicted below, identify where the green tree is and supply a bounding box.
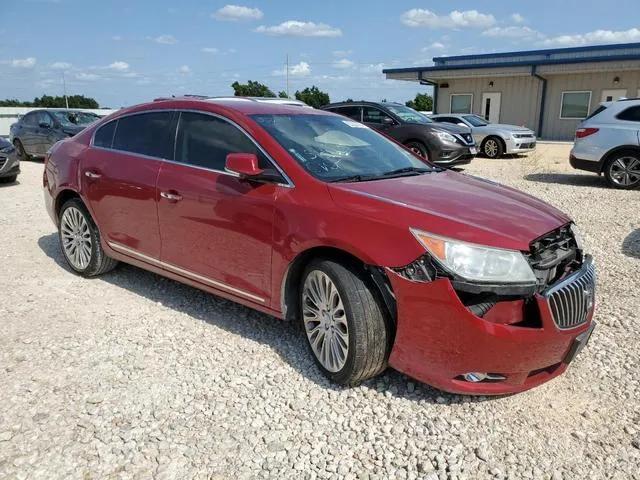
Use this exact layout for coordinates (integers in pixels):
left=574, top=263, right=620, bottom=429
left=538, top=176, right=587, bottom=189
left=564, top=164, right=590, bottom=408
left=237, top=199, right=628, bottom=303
left=231, top=80, right=276, bottom=97
left=278, top=91, right=289, bottom=98
left=294, top=86, right=330, bottom=109
left=0, top=95, right=99, bottom=108
left=405, top=93, right=433, bottom=112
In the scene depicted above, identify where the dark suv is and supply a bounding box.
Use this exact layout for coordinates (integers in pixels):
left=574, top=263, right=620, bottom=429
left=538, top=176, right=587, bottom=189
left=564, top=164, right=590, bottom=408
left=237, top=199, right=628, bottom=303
left=10, top=109, right=100, bottom=160
left=322, top=101, right=476, bottom=166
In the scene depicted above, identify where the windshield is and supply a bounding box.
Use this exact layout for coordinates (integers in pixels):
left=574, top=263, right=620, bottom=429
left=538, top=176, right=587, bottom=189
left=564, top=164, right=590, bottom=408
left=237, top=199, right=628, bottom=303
left=252, top=114, right=435, bottom=182
left=52, top=111, right=100, bottom=127
left=463, top=115, right=488, bottom=127
left=385, top=104, right=433, bottom=124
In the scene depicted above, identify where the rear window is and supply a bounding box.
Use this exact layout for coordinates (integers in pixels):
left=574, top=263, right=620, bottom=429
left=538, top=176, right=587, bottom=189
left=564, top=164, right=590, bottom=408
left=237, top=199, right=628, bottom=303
left=93, top=121, right=116, bottom=148
left=585, top=105, right=608, bottom=120
left=112, top=112, right=174, bottom=159
left=616, top=105, right=640, bottom=122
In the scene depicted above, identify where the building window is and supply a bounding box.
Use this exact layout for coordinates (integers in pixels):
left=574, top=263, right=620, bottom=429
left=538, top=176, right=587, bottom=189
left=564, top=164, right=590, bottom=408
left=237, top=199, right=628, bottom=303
left=560, top=91, right=592, bottom=119
left=450, top=94, right=473, bottom=114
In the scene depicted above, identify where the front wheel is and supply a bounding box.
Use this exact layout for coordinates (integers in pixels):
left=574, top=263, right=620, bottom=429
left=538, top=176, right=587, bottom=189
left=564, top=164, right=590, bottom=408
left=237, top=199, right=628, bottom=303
left=405, top=141, right=428, bottom=160
left=58, top=198, right=119, bottom=276
left=482, top=136, right=504, bottom=158
left=603, top=152, right=640, bottom=189
left=301, top=259, right=391, bottom=386
left=13, top=139, right=28, bottom=161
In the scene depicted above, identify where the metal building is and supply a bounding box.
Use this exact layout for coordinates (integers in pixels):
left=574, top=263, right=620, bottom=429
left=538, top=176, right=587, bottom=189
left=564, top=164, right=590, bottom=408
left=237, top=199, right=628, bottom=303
left=383, top=43, right=640, bottom=140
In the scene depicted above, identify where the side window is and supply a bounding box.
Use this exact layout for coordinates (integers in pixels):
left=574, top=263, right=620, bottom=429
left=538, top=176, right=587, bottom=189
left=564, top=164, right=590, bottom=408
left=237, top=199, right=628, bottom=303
left=112, top=112, right=174, bottom=159
left=93, top=120, right=117, bottom=148
left=331, top=106, right=361, bottom=121
left=616, top=106, right=640, bottom=122
left=21, top=112, right=37, bottom=126
left=38, top=111, right=53, bottom=127
left=363, top=107, right=392, bottom=124
left=176, top=112, right=270, bottom=171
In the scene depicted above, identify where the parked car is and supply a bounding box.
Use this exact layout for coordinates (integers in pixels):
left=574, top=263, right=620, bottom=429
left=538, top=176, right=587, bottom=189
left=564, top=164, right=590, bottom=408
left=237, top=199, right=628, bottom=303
left=322, top=101, right=476, bottom=166
left=44, top=96, right=596, bottom=395
left=431, top=113, right=537, bottom=159
left=0, top=137, right=20, bottom=183
left=570, top=98, right=640, bottom=189
left=10, top=109, right=100, bottom=160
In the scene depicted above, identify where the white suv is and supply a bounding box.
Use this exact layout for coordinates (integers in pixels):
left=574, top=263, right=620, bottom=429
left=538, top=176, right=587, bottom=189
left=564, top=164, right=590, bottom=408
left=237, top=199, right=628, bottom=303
left=570, top=98, right=640, bottom=189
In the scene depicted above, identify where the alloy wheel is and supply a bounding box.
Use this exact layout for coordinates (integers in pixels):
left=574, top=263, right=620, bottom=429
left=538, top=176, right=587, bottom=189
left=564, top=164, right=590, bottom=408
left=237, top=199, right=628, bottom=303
left=484, top=139, right=499, bottom=157
left=60, top=207, right=93, bottom=270
left=302, top=270, right=349, bottom=373
left=609, top=156, right=640, bottom=187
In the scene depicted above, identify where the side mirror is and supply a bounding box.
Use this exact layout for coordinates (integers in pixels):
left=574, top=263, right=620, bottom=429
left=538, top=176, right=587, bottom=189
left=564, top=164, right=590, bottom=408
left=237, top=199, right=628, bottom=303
left=39, top=122, right=51, bottom=129
left=457, top=122, right=466, bottom=127
left=382, top=116, right=395, bottom=126
left=225, top=153, right=263, bottom=177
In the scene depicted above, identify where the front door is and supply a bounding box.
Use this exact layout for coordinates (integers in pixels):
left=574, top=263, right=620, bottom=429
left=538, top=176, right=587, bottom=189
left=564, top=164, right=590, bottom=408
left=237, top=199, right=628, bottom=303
left=601, top=89, right=627, bottom=102
left=81, top=111, right=175, bottom=260
left=156, top=111, right=279, bottom=305
left=481, top=92, right=501, bottom=123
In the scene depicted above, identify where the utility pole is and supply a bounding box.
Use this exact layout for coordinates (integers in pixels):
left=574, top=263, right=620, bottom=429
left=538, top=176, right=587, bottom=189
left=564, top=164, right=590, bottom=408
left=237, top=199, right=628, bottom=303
left=62, top=71, right=69, bottom=109
left=286, top=54, right=289, bottom=98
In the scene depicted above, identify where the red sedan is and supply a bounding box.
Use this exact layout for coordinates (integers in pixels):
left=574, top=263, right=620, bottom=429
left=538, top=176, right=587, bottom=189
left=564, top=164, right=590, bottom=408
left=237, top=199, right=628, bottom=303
left=43, top=97, right=596, bottom=395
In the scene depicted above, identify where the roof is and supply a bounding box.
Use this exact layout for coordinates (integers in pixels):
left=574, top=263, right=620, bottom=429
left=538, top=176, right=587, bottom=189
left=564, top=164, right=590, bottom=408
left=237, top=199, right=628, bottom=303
left=153, top=95, right=312, bottom=108
left=383, top=42, right=640, bottom=74
left=130, top=97, right=328, bottom=116
left=324, top=101, right=404, bottom=108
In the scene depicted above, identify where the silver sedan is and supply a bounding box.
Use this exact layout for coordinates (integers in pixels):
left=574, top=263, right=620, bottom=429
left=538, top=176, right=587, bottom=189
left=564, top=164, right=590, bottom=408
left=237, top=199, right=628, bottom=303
left=430, top=113, right=536, bottom=158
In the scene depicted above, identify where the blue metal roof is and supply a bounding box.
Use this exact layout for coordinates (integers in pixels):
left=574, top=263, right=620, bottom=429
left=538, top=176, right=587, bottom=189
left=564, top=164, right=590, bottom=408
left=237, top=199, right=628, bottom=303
left=383, top=42, right=640, bottom=74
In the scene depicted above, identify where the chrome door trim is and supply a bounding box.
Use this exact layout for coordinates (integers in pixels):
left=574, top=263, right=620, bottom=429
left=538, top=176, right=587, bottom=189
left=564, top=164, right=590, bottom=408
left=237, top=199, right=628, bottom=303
left=107, top=241, right=266, bottom=303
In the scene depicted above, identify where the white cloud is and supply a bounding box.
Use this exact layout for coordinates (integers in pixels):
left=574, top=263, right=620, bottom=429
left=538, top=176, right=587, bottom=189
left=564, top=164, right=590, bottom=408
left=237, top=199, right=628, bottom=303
left=360, top=63, right=386, bottom=74
left=214, top=4, right=263, bottom=21
left=511, top=13, right=526, bottom=24
left=178, top=65, right=191, bottom=75
left=50, top=61, right=71, bottom=70
left=112, top=35, right=122, bottom=41
left=12, top=57, right=36, bottom=68
left=422, top=42, right=445, bottom=51
left=255, top=21, right=342, bottom=37
left=201, top=47, right=219, bottom=54
left=332, top=49, right=353, bottom=57
left=539, top=28, right=640, bottom=47
left=333, top=58, right=354, bottom=69
left=108, top=61, right=129, bottom=71
left=401, top=9, right=496, bottom=29
left=482, top=26, right=543, bottom=39
left=152, top=35, right=178, bottom=44
left=272, top=61, right=311, bottom=77
left=76, top=72, right=100, bottom=81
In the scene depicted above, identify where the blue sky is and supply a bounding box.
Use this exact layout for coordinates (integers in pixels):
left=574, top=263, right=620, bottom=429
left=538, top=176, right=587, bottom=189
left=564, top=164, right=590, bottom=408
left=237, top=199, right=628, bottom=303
left=1, top=0, right=640, bottom=108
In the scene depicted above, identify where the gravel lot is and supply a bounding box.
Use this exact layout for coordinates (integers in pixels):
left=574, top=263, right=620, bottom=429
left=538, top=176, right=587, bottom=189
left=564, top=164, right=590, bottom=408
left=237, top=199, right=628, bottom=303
left=1, top=144, right=639, bottom=480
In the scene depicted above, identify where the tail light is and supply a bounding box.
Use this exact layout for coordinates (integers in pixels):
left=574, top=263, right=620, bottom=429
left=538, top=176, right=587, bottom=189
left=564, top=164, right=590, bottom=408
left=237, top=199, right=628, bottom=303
left=575, top=127, right=599, bottom=139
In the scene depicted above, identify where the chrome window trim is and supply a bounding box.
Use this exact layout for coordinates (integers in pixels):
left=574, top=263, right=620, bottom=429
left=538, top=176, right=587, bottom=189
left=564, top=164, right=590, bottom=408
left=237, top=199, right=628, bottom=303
left=107, top=241, right=266, bottom=304
left=89, top=108, right=294, bottom=188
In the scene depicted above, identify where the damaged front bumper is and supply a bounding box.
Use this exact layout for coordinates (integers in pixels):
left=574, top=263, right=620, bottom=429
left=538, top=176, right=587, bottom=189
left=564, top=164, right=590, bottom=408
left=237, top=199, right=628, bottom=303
left=386, top=257, right=596, bottom=395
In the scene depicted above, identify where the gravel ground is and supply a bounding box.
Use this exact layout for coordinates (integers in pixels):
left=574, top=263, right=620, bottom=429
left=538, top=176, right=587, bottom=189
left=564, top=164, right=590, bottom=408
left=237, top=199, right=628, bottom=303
left=1, top=144, right=639, bottom=480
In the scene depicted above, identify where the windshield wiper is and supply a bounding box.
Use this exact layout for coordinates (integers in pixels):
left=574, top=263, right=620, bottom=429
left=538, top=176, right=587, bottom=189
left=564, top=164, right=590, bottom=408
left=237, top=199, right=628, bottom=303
left=328, top=174, right=369, bottom=183
left=375, top=166, right=432, bottom=178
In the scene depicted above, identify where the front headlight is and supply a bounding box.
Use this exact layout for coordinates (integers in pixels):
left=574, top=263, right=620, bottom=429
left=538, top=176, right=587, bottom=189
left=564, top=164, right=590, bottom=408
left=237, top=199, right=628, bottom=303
left=410, top=229, right=536, bottom=284
left=434, top=131, right=457, bottom=143
left=570, top=223, right=584, bottom=250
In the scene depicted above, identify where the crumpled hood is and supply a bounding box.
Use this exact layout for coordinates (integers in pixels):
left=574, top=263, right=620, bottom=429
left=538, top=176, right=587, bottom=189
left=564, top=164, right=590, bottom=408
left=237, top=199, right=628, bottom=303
left=328, top=171, right=570, bottom=251
left=426, top=122, right=471, bottom=134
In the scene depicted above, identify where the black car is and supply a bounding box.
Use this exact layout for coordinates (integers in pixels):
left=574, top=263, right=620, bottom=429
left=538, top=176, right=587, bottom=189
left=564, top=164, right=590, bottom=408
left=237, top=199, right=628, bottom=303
left=9, top=109, right=100, bottom=160
left=0, top=137, right=20, bottom=184
left=322, top=101, right=477, bottom=166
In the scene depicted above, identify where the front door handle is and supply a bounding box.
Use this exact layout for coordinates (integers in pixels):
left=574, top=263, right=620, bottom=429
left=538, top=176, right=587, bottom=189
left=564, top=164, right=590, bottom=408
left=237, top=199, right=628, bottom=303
left=84, top=171, right=101, bottom=179
left=160, top=191, right=183, bottom=201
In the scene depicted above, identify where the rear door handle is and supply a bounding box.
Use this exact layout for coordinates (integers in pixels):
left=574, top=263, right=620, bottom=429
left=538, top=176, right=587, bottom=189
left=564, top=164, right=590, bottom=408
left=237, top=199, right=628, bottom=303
left=84, top=171, right=101, bottom=179
left=160, top=191, right=183, bottom=201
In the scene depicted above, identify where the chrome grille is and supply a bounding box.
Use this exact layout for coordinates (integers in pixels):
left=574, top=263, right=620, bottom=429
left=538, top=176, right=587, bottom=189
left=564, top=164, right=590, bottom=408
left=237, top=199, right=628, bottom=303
left=544, top=258, right=596, bottom=330
left=514, top=133, right=535, bottom=139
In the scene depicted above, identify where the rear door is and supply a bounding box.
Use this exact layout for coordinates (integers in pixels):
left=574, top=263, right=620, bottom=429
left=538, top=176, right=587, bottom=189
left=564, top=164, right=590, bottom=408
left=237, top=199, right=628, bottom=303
left=81, top=111, right=175, bottom=260
left=17, top=112, right=39, bottom=155
left=327, top=105, right=362, bottom=121
left=33, top=111, right=56, bottom=155
left=156, top=111, right=281, bottom=304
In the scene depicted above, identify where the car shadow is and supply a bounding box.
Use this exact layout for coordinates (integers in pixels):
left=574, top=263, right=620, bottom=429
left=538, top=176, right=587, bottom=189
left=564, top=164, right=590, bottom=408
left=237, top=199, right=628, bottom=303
left=37, top=233, right=499, bottom=405
left=622, top=229, right=640, bottom=259
left=524, top=172, right=610, bottom=189
left=0, top=179, right=20, bottom=187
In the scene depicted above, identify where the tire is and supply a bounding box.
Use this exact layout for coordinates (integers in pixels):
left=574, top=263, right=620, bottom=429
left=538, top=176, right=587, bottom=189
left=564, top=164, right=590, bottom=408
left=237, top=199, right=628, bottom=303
left=300, top=259, right=391, bottom=386
left=0, top=175, right=18, bottom=184
left=13, top=139, right=28, bottom=161
left=482, top=136, right=504, bottom=159
left=405, top=141, right=428, bottom=160
left=603, top=151, right=640, bottom=189
left=58, top=198, right=118, bottom=276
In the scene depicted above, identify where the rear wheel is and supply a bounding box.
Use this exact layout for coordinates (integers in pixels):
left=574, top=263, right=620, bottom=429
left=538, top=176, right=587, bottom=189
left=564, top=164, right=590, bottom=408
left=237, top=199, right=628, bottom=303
left=482, top=136, right=504, bottom=158
left=405, top=141, right=428, bottom=160
left=13, top=139, right=28, bottom=161
left=58, top=198, right=118, bottom=276
left=301, top=259, right=391, bottom=386
left=603, top=151, right=640, bottom=189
